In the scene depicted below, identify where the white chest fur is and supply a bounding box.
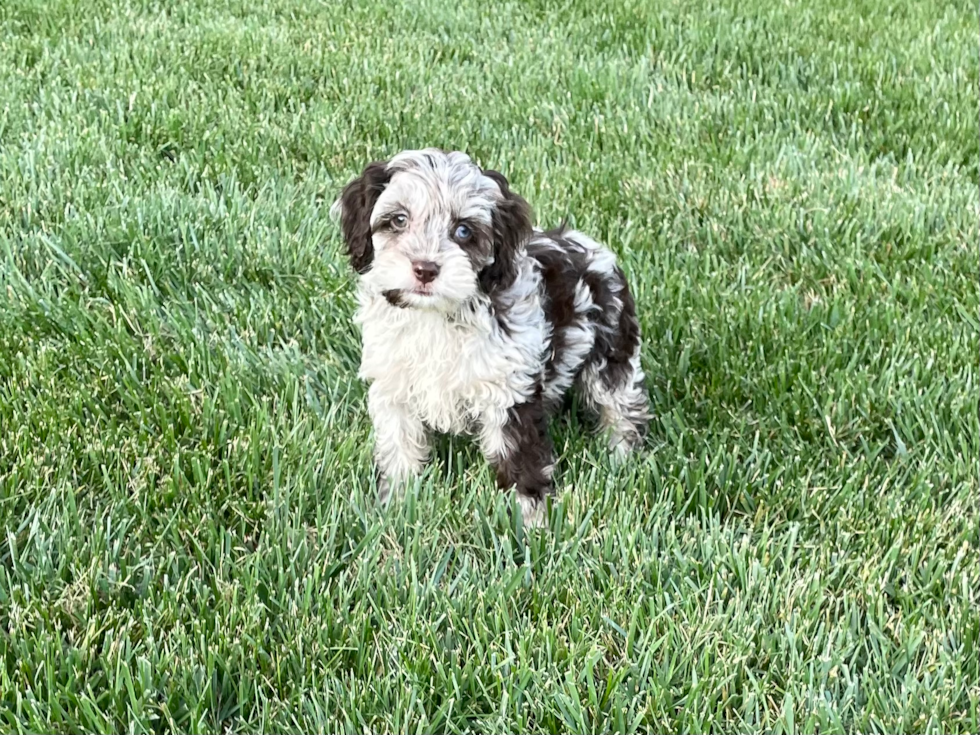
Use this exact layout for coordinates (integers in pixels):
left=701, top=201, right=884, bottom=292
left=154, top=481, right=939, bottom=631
left=355, top=290, right=547, bottom=435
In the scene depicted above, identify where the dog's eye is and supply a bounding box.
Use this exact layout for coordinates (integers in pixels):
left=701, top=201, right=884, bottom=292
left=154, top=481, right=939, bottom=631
left=391, top=214, right=408, bottom=230
left=453, top=224, right=472, bottom=241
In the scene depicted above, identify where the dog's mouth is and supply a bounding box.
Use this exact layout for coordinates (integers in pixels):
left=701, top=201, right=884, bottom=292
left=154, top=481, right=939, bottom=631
left=382, top=288, right=437, bottom=309
left=382, top=289, right=409, bottom=308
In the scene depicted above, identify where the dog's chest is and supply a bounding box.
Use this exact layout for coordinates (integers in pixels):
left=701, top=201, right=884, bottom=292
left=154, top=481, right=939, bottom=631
left=358, top=306, right=521, bottom=433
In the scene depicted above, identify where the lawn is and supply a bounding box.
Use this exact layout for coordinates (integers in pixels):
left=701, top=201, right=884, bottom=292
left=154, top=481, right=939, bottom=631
left=1, top=0, right=977, bottom=732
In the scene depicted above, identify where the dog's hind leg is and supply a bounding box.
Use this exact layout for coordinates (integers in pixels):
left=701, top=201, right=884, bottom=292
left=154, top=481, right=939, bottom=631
left=578, top=343, right=650, bottom=456
left=577, top=267, right=651, bottom=455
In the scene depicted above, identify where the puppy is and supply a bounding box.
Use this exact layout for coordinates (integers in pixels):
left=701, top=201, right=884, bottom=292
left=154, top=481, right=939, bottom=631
left=334, top=149, right=650, bottom=526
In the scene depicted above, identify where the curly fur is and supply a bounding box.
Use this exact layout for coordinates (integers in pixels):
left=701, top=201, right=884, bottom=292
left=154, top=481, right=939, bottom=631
left=333, top=148, right=650, bottom=526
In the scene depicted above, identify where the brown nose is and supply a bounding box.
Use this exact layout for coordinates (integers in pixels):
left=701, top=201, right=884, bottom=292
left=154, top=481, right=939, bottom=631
left=412, top=260, right=440, bottom=284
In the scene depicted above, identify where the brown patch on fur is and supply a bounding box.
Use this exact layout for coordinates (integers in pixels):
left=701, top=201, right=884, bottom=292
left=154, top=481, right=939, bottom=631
left=528, top=231, right=590, bottom=388
left=601, top=267, right=641, bottom=389
left=338, top=160, right=390, bottom=273
left=534, top=226, right=643, bottom=393
left=478, top=169, right=533, bottom=295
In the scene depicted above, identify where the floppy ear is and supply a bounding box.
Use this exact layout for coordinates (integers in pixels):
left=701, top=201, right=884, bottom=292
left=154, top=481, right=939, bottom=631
left=479, top=169, right=533, bottom=293
left=334, top=160, right=390, bottom=274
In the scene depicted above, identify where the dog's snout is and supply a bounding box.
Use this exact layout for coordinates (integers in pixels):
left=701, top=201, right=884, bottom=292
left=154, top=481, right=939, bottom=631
left=412, top=260, right=440, bottom=284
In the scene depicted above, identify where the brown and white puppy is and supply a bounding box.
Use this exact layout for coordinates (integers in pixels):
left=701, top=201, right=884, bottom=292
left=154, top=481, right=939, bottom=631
left=333, top=149, right=649, bottom=526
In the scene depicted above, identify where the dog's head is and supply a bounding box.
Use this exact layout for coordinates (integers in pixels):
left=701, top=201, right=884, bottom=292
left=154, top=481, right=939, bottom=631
left=333, top=149, right=532, bottom=311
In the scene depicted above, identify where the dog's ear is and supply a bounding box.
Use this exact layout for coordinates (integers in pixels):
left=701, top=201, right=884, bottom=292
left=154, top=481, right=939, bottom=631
left=480, top=169, right=533, bottom=293
left=334, top=160, right=390, bottom=274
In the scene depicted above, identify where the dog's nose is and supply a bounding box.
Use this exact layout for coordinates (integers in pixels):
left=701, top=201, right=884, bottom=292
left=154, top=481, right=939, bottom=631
left=412, top=260, right=440, bottom=284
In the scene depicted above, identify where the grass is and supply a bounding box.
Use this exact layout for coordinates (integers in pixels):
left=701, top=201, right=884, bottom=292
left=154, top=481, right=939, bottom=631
left=0, top=0, right=977, bottom=731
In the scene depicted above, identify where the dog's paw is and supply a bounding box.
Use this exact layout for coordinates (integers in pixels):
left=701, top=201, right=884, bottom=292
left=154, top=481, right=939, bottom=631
left=377, top=475, right=392, bottom=505
left=607, top=426, right=643, bottom=462
left=516, top=493, right=547, bottom=529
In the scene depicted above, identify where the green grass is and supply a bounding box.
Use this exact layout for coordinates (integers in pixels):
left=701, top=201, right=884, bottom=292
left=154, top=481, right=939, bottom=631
left=0, top=0, right=977, bottom=731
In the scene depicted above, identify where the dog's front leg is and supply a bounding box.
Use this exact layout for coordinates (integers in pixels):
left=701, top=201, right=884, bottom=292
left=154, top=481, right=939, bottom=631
left=368, top=384, right=430, bottom=502
left=479, top=399, right=555, bottom=528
